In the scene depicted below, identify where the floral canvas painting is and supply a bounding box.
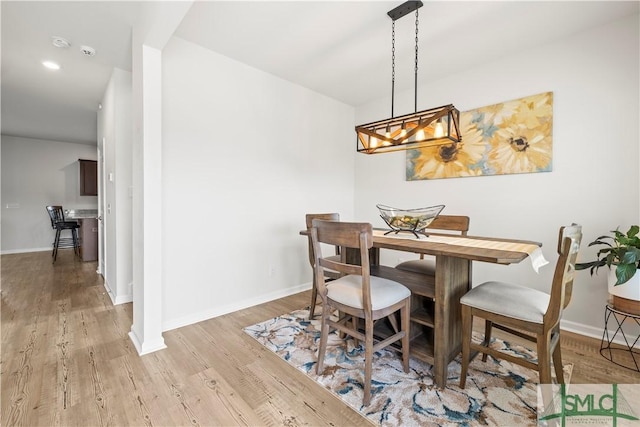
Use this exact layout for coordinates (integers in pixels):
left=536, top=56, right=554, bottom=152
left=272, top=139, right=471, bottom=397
left=406, top=92, right=553, bottom=180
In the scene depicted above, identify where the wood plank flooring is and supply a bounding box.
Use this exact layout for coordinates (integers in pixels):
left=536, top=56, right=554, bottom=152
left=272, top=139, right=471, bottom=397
left=2, top=250, right=640, bottom=426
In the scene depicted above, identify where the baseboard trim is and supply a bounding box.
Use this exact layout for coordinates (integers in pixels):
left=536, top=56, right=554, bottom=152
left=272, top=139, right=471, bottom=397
left=162, top=282, right=313, bottom=332
left=1, top=247, right=50, bottom=255
left=103, top=280, right=132, bottom=305
left=561, top=318, right=627, bottom=346
left=115, top=294, right=133, bottom=305
left=128, top=329, right=167, bottom=356
left=103, top=280, right=116, bottom=304
left=561, top=319, right=604, bottom=339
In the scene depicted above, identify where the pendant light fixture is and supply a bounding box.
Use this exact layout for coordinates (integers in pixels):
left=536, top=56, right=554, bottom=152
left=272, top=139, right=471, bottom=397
left=356, top=1, right=461, bottom=154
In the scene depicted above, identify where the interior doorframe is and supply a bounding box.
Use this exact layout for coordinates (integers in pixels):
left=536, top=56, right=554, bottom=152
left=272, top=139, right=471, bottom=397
left=97, top=137, right=107, bottom=277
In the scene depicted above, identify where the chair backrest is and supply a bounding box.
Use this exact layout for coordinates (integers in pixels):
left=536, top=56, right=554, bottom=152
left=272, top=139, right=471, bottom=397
left=426, top=215, right=470, bottom=235
left=310, top=219, right=374, bottom=312
left=544, top=224, right=583, bottom=329
left=305, top=213, right=340, bottom=267
left=46, top=205, right=65, bottom=229
left=416, top=215, right=470, bottom=261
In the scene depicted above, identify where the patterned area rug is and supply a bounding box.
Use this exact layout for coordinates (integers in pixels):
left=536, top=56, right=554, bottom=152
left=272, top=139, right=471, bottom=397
left=243, top=308, right=572, bottom=427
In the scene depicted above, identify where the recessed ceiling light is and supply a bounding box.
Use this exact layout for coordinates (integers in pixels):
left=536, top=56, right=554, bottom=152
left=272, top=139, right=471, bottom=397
left=80, top=45, right=96, bottom=57
left=51, top=36, right=71, bottom=48
left=42, top=61, right=61, bottom=70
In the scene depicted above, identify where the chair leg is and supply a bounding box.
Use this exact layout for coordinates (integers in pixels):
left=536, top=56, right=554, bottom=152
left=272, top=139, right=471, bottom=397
left=537, top=333, right=553, bottom=385
left=459, top=304, right=473, bottom=389
left=309, top=277, right=318, bottom=319
left=352, top=317, right=360, bottom=348
left=387, top=312, right=399, bottom=334
left=481, top=320, right=493, bottom=362
left=316, top=306, right=330, bottom=375
left=552, top=331, right=564, bottom=384
left=337, top=311, right=345, bottom=339
left=363, top=316, right=374, bottom=406
left=400, top=300, right=410, bottom=373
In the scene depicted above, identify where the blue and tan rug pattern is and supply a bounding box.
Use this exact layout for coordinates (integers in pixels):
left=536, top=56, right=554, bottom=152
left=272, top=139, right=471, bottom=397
left=243, top=308, right=571, bottom=426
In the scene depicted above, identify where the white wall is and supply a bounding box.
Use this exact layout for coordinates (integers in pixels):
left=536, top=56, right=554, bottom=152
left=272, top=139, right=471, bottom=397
left=128, top=0, right=192, bottom=357
left=98, top=68, right=133, bottom=304
left=1, top=135, right=98, bottom=253
left=354, top=14, right=640, bottom=336
left=161, top=36, right=355, bottom=330
left=114, top=70, right=133, bottom=304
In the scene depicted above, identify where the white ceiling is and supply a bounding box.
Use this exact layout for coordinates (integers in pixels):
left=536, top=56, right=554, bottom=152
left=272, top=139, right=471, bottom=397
left=2, top=1, right=638, bottom=146
left=1, top=1, right=141, bottom=145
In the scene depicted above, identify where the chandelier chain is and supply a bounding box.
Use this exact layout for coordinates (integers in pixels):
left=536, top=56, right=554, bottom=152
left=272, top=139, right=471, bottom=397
left=415, top=9, right=419, bottom=74
left=414, top=8, right=419, bottom=112
left=391, top=21, right=396, bottom=117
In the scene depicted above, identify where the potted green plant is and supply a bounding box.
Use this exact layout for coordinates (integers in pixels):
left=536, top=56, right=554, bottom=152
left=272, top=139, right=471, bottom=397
left=577, top=225, right=640, bottom=314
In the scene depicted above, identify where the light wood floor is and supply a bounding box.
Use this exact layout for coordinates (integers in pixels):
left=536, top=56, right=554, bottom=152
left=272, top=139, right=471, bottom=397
left=2, top=250, right=640, bottom=426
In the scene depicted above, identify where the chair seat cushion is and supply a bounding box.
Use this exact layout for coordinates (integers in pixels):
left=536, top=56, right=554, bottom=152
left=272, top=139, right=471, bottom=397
left=460, top=281, right=550, bottom=324
left=327, top=275, right=410, bottom=311
left=55, top=221, right=80, bottom=229
left=395, top=259, right=436, bottom=275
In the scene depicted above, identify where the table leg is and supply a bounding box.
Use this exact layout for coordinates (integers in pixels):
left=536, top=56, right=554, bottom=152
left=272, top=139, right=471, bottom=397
left=433, top=255, right=472, bottom=388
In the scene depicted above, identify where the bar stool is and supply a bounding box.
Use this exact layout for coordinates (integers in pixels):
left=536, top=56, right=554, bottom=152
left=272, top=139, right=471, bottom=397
left=46, top=205, right=80, bottom=262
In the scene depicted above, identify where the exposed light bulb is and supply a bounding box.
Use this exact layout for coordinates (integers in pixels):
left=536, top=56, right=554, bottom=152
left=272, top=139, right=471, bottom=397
left=416, top=121, right=425, bottom=141
left=370, top=136, right=378, bottom=149
left=42, top=61, right=61, bottom=70
left=434, top=120, right=444, bottom=138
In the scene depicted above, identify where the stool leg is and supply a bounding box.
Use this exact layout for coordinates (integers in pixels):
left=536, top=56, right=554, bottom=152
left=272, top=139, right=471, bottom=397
left=53, top=228, right=61, bottom=262
left=72, top=228, right=80, bottom=258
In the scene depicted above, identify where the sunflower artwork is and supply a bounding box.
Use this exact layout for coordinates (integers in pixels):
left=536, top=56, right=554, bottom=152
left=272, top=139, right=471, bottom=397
left=406, top=92, right=553, bottom=180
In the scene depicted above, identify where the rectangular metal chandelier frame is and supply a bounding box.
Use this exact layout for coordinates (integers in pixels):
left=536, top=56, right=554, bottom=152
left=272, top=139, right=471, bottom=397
left=356, top=104, right=461, bottom=154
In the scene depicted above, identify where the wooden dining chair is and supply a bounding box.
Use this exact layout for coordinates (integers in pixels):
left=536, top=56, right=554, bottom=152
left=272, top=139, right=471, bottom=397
left=459, top=224, right=582, bottom=388
left=395, top=215, right=470, bottom=275
left=305, top=213, right=341, bottom=318
left=310, top=219, right=411, bottom=406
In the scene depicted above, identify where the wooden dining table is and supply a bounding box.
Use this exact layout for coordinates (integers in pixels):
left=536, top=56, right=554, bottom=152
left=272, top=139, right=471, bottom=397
left=302, top=227, right=544, bottom=388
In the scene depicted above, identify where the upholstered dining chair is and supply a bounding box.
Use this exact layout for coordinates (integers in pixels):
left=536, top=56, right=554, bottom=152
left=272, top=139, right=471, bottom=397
left=305, top=213, right=341, bottom=318
left=46, top=205, right=80, bottom=262
left=395, top=215, right=470, bottom=275
left=459, top=224, right=582, bottom=388
left=310, top=219, right=411, bottom=406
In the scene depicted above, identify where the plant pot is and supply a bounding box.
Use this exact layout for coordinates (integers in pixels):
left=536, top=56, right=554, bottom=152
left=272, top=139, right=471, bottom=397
left=608, top=268, right=640, bottom=315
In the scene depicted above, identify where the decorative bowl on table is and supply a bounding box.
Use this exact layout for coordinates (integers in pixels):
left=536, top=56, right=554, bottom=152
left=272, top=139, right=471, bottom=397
left=376, top=204, right=445, bottom=238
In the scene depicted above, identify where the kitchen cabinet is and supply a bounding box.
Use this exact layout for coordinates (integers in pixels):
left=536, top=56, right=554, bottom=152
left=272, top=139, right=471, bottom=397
left=66, top=210, right=98, bottom=262
left=79, top=159, right=98, bottom=196
left=78, top=218, right=98, bottom=262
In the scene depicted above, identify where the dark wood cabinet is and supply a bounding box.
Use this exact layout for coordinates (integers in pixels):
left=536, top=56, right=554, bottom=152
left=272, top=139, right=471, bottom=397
left=78, top=218, right=98, bottom=261
left=79, top=159, right=98, bottom=196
